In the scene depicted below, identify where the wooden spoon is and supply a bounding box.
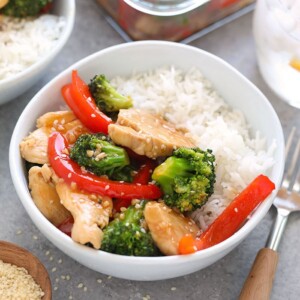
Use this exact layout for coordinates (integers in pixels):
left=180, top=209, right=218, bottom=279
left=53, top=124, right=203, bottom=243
left=0, top=240, right=52, bottom=300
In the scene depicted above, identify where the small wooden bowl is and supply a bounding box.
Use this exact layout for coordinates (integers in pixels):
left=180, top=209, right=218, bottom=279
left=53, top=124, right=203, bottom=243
left=0, top=241, right=52, bottom=300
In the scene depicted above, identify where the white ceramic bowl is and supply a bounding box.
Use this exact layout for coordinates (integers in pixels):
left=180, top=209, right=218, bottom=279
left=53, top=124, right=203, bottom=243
left=9, top=41, right=285, bottom=281
left=0, top=0, right=75, bottom=105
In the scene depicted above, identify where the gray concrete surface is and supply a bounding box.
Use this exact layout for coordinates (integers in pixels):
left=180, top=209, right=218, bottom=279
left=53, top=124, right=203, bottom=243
left=1, top=0, right=300, bottom=299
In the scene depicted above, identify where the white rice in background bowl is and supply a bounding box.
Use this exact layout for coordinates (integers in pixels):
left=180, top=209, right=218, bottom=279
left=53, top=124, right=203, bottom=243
left=112, top=66, right=277, bottom=231
left=0, top=14, right=65, bottom=81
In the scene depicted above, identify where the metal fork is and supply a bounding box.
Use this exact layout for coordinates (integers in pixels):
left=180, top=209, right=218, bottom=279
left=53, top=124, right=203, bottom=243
left=239, top=128, right=300, bottom=300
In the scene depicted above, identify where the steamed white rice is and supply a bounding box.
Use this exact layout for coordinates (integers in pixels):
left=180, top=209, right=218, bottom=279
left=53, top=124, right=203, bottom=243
left=0, top=14, right=65, bottom=81
left=112, top=67, right=276, bottom=230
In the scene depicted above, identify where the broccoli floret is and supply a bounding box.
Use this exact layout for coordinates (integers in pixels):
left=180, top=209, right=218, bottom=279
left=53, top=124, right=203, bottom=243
left=152, top=147, right=216, bottom=213
left=88, top=74, right=133, bottom=114
left=70, top=133, right=132, bottom=182
left=1, top=0, right=52, bottom=17
left=101, top=201, right=159, bottom=256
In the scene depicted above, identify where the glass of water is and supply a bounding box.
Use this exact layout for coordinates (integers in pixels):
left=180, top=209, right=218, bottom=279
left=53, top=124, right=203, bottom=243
left=253, top=0, right=300, bottom=108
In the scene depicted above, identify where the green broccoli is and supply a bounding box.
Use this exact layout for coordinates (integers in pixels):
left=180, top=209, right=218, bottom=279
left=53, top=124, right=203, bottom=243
left=101, top=201, right=159, bottom=256
left=152, top=147, right=216, bottom=213
left=88, top=74, right=132, bottom=114
left=70, top=133, right=132, bottom=182
left=0, top=0, right=52, bottom=17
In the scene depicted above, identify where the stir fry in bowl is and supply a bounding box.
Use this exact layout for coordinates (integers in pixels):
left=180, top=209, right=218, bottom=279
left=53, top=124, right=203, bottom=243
left=20, top=67, right=276, bottom=257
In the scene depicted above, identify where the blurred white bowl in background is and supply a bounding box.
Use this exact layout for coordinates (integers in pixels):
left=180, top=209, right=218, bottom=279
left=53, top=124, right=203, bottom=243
left=0, top=0, right=75, bottom=105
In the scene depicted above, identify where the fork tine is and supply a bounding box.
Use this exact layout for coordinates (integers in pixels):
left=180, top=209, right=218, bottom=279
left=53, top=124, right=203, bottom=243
left=292, top=161, right=300, bottom=193
left=282, top=131, right=300, bottom=190
left=285, top=127, right=296, bottom=158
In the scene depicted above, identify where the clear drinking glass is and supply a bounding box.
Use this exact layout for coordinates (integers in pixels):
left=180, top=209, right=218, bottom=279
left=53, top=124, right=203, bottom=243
left=253, top=0, right=300, bottom=108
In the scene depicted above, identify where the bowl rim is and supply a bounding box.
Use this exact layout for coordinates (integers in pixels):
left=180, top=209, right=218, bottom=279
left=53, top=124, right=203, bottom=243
left=9, top=41, right=285, bottom=267
left=0, top=0, right=76, bottom=87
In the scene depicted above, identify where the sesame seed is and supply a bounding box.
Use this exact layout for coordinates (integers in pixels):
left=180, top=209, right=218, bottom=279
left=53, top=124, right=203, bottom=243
left=51, top=267, right=57, bottom=272
left=95, top=152, right=106, bottom=161
left=107, top=275, right=112, bottom=279
left=68, top=173, right=72, bottom=178
left=45, top=251, right=50, bottom=256
left=105, top=185, right=110, bottom=190
left=49, top=256, right=53, bottom=261
left=83, top=287, right=87, bottom=292
left=54, top=286, right=58, bottom=291
left=55, top=278, right=59, bottom=283
left=58, top=259, right=62, bottom=264
left=66, top=275, right=71, bottom=280
left=91, top=114, right=96, bottom=118
left=61, top=275, right=66, bottom=280
left=68, top=296, right=73, bottom=300
left=71, top=182, right=77, bottom=190
left=234, top=208, right=238, bottom=213
left=171, top=287, right=177, bottom=291
left=77, top=283, right=84, bottom=288
left=16, top=230, right=22, bottom=235
left=97, top=279, right=102, bottom=283
left=86, top=150, right=94, bottom=157
left=32, top=235, right=38, bottom=240
left=131, top=199, right=140, bottom=205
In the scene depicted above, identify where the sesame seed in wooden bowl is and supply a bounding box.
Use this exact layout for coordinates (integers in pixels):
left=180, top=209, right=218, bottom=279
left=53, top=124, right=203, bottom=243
left=0, top=240, right=52, bottom=300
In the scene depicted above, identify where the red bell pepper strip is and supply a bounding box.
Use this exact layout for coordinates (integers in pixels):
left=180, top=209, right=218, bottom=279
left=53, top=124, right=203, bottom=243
left=57, top=216, right=74, bottom=237
left=48, top=132, right=162, bottom=200
left=133, top=160, right=156, bottom=185
left=113, top=159, right=156, bottom=211
left=61, top=70, right=112, bottom=134
left=178, top=174, right=275, bottom=254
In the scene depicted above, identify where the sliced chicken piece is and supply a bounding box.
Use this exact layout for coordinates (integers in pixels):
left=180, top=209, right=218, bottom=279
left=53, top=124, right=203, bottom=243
left=20, top=127, right=50, bottom=164
left=20, top=111, right=89, bottom=164
left=36, top=111, right=77, bottom=128
left=56, top=182, right=113, bottom=249
left=144, top=201, right=200, bottom=255
left=108, top=108, right=195, bottom=158
left=28, top=165, right=71, bottom=226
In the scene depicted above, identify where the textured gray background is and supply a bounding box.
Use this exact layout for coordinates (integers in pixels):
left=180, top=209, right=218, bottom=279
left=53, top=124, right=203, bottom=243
left=1, top=0, right=300, bottom=299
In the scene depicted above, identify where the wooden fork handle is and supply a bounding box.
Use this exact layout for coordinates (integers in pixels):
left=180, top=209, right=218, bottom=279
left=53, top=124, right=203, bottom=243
left=239, top=248, right=278, bottom=300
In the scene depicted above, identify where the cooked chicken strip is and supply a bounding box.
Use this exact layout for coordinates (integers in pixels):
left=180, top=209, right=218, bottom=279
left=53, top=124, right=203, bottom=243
left=20, top=111, right=88, bottom=164
left=36, top=111, right=77, bottom=128
left=56, top=182, right=113, bottom=249
left=28, top=165, right=71, bottom=226
left=108, top=108, right=195, bottom=158
left=20, top=127, right=50, bottom=164
left=144, top=201, right=200, bottom=255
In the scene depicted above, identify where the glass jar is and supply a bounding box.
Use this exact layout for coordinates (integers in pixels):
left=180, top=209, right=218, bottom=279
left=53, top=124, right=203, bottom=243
left=253, top=0, right=300, bottom=108
left=97, top=0, right=255, bottom=42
